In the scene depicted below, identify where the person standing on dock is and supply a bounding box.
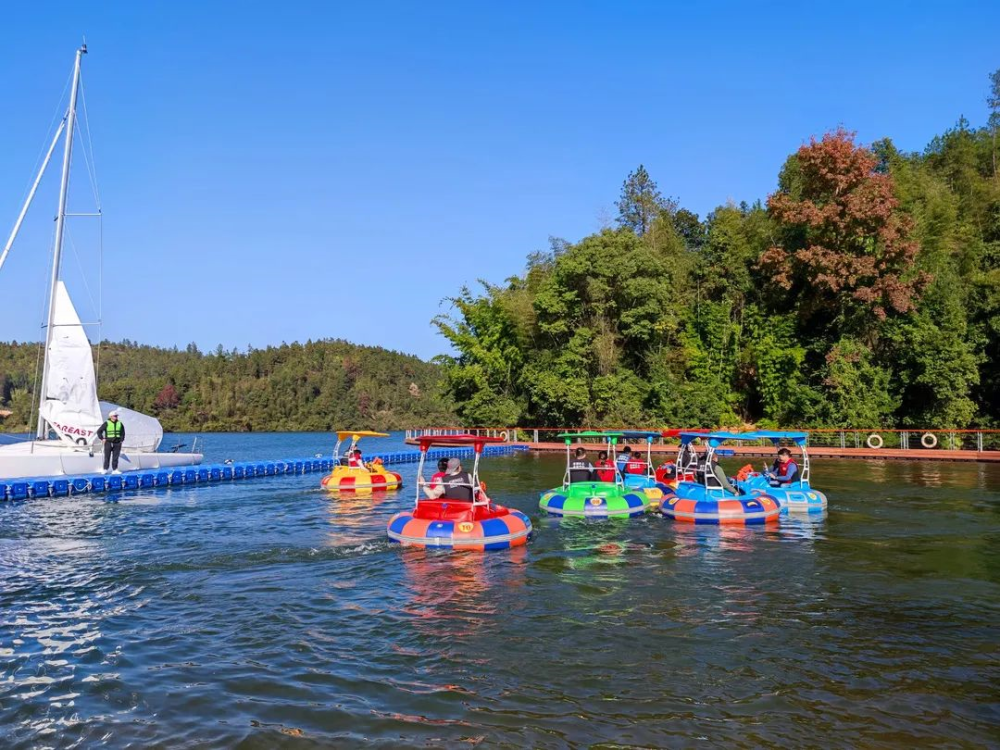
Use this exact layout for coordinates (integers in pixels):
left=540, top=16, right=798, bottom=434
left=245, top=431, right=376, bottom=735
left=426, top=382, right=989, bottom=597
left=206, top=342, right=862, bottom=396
left=97, top=410, right=125, bottom=475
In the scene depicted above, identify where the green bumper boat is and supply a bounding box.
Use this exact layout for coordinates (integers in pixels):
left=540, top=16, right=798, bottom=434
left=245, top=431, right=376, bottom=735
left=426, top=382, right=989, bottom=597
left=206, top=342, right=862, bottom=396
left=539, top=431, right=651, bottom=518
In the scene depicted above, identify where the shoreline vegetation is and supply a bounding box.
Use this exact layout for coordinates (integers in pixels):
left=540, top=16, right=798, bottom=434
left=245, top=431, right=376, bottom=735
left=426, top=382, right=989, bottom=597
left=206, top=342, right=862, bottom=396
left=3, top=72, right=999, bottom=435
left=0, top=339, right=455, bottom=433
left=435, top=73, right=1000, bottom=431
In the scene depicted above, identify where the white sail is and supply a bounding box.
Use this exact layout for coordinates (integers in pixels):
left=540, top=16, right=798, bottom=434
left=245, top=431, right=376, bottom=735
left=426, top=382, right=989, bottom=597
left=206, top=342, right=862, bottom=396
left=38, top=281, right=103, bottom=445
left=0, top=46, right=204, bottom=480
left=100, top=401, right=164, bottom=452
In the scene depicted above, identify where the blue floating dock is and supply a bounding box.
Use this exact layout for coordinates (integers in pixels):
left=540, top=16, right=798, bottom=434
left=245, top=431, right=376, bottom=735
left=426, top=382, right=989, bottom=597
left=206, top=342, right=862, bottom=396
left=0, top=444, right=528, bottom=502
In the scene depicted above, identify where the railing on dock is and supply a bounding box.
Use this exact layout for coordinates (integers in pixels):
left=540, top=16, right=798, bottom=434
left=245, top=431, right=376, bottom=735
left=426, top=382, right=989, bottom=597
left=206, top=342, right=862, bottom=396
left=0, top=444, right=528, bottom=502
left=405, top=426, right=1000, bottom=453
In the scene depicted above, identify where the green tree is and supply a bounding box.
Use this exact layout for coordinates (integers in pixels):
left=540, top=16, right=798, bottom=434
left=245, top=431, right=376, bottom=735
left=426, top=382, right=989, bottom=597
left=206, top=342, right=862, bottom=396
left=616, top=165, right=674, bottom=236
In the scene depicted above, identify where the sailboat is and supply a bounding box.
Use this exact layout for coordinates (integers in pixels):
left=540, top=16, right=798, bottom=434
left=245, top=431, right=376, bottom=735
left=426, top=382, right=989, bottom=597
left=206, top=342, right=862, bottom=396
left=0, top=45, right=203, bottom=479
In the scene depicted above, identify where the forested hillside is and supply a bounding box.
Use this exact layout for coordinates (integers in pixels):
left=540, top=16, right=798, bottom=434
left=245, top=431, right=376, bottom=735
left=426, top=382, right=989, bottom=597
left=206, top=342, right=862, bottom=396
left=434, top=71, right=1000, bottom=429
left=0, top=339, right=455, bottom=432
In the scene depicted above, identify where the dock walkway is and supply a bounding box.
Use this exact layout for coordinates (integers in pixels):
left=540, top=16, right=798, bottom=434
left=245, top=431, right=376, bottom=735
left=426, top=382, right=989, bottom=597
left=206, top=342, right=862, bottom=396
left=0, top=444, right=528, bottom=501
left=520, top=441, right=1000, bottom=462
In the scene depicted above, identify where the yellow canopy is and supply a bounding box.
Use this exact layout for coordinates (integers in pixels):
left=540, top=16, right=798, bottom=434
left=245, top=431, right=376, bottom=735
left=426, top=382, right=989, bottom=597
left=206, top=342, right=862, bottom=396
left=336, top=430, right=389, bottom=442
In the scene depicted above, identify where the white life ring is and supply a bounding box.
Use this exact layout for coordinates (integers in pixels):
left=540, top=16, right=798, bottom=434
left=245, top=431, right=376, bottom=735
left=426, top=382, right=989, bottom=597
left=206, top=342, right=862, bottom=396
left=866, top=433, right=884, bottom=449
left=920, top=432, right=937, bottom=449
left=499, top=430, right=509, bottom=442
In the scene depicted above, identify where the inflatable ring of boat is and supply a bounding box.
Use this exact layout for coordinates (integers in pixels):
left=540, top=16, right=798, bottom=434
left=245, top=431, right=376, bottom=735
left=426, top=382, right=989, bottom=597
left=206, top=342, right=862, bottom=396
left=773, top=488, right=828, bottom=514
left=320, top=466, right=403, bottom=491
left=866, top=433, right=884, bottom=449
left=540, top=487, right=649, bottom=518
left=921, top=432, right=937, bottom=449
left=661, top=493, right=780, bottom=525
left=387, top=508, right=532, bottom=550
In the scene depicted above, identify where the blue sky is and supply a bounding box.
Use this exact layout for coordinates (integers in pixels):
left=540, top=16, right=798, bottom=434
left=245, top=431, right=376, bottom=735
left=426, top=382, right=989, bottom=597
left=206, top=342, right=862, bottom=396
left=1, top=1, right=997, bottom=360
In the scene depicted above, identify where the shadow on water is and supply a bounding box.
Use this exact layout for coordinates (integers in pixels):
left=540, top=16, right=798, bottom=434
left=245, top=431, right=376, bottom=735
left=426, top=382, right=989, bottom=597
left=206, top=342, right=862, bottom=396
left=1, top=435, right=999, bottom=747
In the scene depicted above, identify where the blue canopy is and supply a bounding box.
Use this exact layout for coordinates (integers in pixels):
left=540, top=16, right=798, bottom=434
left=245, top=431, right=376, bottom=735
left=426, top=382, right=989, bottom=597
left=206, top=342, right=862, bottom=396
left=620, top=430, right=660, bottom=442
left=744, top=430, right=809, bottom=446
left=679, top=431, right=753, bottom=448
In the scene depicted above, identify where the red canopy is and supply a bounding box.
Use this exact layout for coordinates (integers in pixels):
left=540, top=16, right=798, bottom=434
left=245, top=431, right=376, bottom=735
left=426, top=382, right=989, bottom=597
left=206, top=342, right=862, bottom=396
left=417, top=434, right=506, bottom=453
left=661, top=428, right=711, bottom=438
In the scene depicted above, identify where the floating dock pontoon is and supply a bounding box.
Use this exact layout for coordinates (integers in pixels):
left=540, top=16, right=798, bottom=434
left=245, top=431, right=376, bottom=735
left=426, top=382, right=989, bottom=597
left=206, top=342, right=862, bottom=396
left=0, top=444, right=527, bottom=501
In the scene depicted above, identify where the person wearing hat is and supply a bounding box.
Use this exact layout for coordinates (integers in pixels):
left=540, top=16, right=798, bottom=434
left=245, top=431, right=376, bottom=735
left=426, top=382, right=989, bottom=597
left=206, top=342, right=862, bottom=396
left=420, top=457, right=474, bottom=502
left=96, top=410, right=126, bottom=474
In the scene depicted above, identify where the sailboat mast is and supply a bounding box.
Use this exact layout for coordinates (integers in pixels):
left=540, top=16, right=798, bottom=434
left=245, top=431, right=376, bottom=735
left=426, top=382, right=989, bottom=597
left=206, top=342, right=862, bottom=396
left=36, top=44, right=87, bottom=439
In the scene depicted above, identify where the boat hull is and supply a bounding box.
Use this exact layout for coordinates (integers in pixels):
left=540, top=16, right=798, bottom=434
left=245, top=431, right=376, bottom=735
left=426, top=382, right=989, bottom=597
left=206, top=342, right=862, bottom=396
left=0, top=441, right=203, bottom=479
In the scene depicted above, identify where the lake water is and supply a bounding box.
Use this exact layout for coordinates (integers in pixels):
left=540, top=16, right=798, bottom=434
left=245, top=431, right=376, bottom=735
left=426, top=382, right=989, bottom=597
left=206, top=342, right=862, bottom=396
left=1, top=432, right=998, bottom=747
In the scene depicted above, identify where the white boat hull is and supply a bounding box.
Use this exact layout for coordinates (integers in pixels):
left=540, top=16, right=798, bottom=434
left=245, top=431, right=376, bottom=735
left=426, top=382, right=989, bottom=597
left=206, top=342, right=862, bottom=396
left=0, top=440, right=203, bottom=479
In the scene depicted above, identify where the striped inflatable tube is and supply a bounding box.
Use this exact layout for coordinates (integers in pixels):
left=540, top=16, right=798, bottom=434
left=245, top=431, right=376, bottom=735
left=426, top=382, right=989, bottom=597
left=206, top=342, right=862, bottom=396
left=661, top=494, right=780, bottom=525
left=321, top=469, right=403, bottom=491
left=539, top=490, right=649, bottom=518
left=387, top=509, right=532, bottom=550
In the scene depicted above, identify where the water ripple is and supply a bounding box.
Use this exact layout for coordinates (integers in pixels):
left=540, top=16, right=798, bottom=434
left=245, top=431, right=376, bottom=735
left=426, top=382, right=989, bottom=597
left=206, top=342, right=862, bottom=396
left=1, top=444, right=998, bottom=747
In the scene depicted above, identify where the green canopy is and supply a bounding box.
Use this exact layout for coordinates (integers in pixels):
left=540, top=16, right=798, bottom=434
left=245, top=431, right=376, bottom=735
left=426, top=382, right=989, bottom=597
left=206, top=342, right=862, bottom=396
left=557, top=430, right=624, bottom=444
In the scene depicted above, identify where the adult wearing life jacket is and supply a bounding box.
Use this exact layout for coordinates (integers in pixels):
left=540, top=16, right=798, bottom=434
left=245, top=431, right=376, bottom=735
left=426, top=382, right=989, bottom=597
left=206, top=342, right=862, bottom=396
left=767, top=448, right=799, bottom=487
left=97, top=410, right=125, bottom=475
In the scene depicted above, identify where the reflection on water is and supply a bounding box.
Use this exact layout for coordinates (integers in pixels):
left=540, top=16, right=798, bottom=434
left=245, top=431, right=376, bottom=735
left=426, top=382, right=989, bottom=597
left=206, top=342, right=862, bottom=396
left=323, top=488, right=394, bottom=547
left=1, top=435, right=999, bottom=747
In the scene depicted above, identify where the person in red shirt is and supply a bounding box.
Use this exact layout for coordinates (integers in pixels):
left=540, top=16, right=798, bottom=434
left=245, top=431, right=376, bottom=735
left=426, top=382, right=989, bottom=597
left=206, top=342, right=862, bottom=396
left=428, top=457, right=449, bottom=490
left=594, top=451, right=615, bottom=482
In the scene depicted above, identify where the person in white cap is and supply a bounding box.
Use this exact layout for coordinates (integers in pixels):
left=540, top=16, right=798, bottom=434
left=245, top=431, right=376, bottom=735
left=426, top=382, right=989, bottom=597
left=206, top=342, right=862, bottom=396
left=420, top=457, right=474, bottom=502
left=96, top=410, right=126, bottom=474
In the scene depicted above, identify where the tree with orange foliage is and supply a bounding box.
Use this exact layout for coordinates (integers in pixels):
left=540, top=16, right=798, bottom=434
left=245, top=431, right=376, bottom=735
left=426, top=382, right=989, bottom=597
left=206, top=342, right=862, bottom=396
left=761, top=128, right=930, bottom=335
